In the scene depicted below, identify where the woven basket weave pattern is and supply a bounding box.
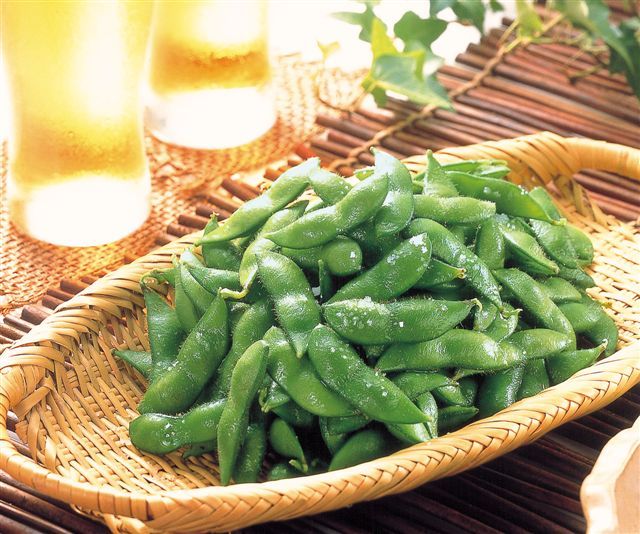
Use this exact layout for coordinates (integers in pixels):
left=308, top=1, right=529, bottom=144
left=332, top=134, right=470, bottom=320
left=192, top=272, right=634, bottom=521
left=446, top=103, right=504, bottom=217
left=0, top=133, right=639, bottom=533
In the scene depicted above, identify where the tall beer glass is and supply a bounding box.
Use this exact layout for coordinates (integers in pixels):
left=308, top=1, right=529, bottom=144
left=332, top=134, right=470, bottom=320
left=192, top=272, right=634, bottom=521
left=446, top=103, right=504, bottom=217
left=1, top=1, right=153, bottom=247
left=145, top=0, right=276, bottom=150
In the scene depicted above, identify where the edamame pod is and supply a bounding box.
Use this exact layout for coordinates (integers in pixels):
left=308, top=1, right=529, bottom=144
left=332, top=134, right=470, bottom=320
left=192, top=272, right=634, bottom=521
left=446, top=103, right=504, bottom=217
left=477, top=362, right=525, bottom=418
left=537, top=277, right=582, bottom=303
left=268, top=168, right=389, bottom=248
left=258, top=252, right=321, bottom=357
left=517, top=359, right=549, bottom=400
left=494, top=269, right=575, bottom=348
left=507, top=329, right=573, bottom=359
left=138, top=294, right=229, bottom=415
left=308, top=325, right=430, bottom=424
left=407, top=219, right=502, bottom=308
left=200, top=216, right=242, bottom=270
left=378, top=330, right=521, bottom=372
left=329, top=429, right=399, bottom=471
left=501, top=226, right=559, bottom=276
left=269, top=418, right=307, bottom=471
left=373, top=149, right=415, bottom=236
left=130, top=399, right=226, bottom=455
left=413, top=259, right=465, bottom=290
left=264, top=327, right=355, bottom=417
left=447, top=171, right=557, bottom=223
left=217, top=340, right=268, bottom=485
left=200, top=158, right=319, bottom=243
left=281, top=236, right=363, bottom=276
left=233, top=410, right=267, bottom=483
left=475, top=217, right=505, bottom=270
left=308, top=167, right=351, bottom=204
left=547, top=344, right=606, bottom=385
left=328, top=233, right=432, bottom=303
left=413, top=195, right=496, bottom=224
left=438, top=406, right=479, bottom=433
left=323, top=297, right=476, bottom=344
left=112, top=350, right=152, bottom=378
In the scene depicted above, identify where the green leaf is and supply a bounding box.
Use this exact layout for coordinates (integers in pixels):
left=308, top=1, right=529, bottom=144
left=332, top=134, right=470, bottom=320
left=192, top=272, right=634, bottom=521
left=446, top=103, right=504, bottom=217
left=489, top=0, right=504, bottom=12
left=364, top=54, right=452, bottom=108
left=452, top=0, right=486, bottom=32
left=371, top=17, right=398, bottom=58
left=394, top=12, right=448, bottom=50
left=333, top=4, right=385, bottom=43
left=554, top=0, right=633, bottom=72
left=430, top=0, right=456, bottom=17
left=317, top=41, right=340, bottom=61
left=516, top=0, right=543, bottom=38
left=609, top=18, right=640, bottom=98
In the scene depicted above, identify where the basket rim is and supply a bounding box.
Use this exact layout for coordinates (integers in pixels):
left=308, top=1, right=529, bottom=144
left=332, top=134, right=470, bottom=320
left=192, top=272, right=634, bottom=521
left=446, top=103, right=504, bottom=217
left=1, top=132, right=639, bottom=529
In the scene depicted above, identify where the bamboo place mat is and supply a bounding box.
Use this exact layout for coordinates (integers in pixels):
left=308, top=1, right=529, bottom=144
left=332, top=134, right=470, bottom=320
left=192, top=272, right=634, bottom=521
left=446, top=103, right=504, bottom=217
left=2, top=4, right=640, bottom=533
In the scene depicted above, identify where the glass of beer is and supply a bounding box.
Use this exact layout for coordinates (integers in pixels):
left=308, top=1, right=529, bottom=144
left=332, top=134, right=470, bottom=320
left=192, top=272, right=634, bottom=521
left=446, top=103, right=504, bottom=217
left=145, top=0, right=276, bottom=150
left=1, top=1, right=153, bottom=247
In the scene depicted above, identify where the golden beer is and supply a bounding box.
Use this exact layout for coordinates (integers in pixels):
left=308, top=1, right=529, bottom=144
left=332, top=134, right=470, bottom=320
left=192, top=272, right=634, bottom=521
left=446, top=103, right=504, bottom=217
left=1, top=1, right=153, bottom=246
left=146, top=0, right=276, bottom=149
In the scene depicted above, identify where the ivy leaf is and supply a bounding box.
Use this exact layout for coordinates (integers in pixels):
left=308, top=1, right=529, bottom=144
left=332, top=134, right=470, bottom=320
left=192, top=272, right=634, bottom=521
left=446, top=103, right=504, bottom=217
left=452, top=0, right=486, bottom=32
left=394, top=12, right=448, bottom=50
left=609, top=18, right=640, bottom=98
left=554, top=0, right=633, bottom=72
left=363, top=54, right=452, bottom=108
left=333, top=3, right=385, bottom=43
left=371, top=16, right=398, bottom=58
left=515, top=0, right=543, bottom=38
left=430, top=0, right=456, bottom=17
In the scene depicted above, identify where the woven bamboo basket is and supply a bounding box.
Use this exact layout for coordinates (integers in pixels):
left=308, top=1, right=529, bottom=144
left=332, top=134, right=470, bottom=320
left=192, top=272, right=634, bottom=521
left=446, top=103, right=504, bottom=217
left=1, top=132, right=639, bottom=533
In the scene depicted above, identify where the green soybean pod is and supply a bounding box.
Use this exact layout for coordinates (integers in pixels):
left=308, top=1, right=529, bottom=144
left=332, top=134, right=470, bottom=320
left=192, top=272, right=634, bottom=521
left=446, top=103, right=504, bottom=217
left=473, top=299, right=498, bottom=332
left=264, top=327, right=355, bottom=417
left=348, top=222, right=402, bottom=264
left=413, top=195, right=496, bottom=225
left=138, top=294, right=229, bottom=415
left=217, top=340, right=268, bottom=485
left=406, top=219, right=502, bottom=309
left=416, top=392, right=439, bottom=438
left=308, top=167, right=352, bottom=204
left=201, top=216, right=242, bottom=271
left=494, top=269, right=575, bottom=349
left=422, top=151, right=458, bottom=197
left=517, top=359, right=549, bottom=400
left=378, top=330, right=521, bottom=373
left=318, top=260, right=336, bottom=302
left=308, top=325, right=430, bottom=424
left=432, top=381, right=475, bottom=407
left=477, top=362, right=525, bottom=418
left=558, top=296, right=604, bottom=333
left=324, top=414, right=370, bottom=435
left=268, top=463, right=305, bottom=481
left=565, top=224, right=594, bottom=266
left=173, top=263, right=199, bottom=332
left=209, top=298, right=274, bottom=399
left=319, top=418, right=348, bottom=455
left=528, top=186, right=563, bottom=221
left=527, top=218, right=579, bottom=269
left=328, top=429, right=399, bottom=472
left=589, top=311, right=618, bottom=356
left=238, top=201, right=308, bottom=289
left=328, top=233, right=432, bottom=304
left=475, top=217, right=506, bottom=270
left=501, top=226, right=559, bottom=276
left=259, top=379, right=291, bottom=412
left=483, top=303, right=520, bottom=342
left=182, top=441, right=217, bottom=459
left=386, top=417, right=432, bottom=445
left=372, top=149, right=415, bottom=236
left=447, top=171, right=557, bottom=223
left=129, top=399, right=226, bottom=455
left=507, top=329, right=573, bottom=359
left=556, top=265, right=596, bottom=288
left=413, top=259, right=465, bottom=290
left=200, top=158, right=318, bottom=244
left=141, top=285, right=183, bottom=374
left=547, top=344, right=606, bottom=385
left=257, top=251, right=321, bottom=357
left=267, top=168, right=389, bottom=248
left=537, top=277, right=582, bottom=303
left=281, top=236, right=363, bottom=277
left=178, top=262, right=215, bottom=316
left=112, top=350, right=152, bottom=378
left=390, top=372, right=452, bottom=400
left=181, top=249, right=242, bottom=293
left=233, top=410, right=267, bottom=484
left=272, top=401, right=316, bottom=428
left=438, top=406, right=479, bottom=434
left=269, top=418, right=307, bottom=472
left=323, top=297, right=477, bottom=345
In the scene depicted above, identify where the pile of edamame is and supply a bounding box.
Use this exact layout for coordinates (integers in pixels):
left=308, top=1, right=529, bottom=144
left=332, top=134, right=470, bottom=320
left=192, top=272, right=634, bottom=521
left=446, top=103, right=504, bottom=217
left=115, top=150, right=618, bottom=485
